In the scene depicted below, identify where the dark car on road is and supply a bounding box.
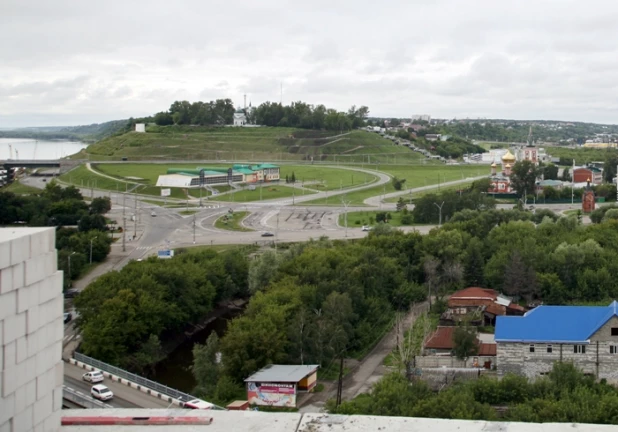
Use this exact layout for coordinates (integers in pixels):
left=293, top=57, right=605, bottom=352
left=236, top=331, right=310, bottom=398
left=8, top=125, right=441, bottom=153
left=261, top=232, right=274, bottom=237
left=64, top=312, right=72, bottom=323
left=64, top=288, right=80, bottom=299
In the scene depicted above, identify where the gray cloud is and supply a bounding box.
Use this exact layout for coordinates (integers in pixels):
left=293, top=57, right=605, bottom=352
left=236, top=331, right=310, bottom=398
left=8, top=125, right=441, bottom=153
left=3, top=0, right=618, bottom=126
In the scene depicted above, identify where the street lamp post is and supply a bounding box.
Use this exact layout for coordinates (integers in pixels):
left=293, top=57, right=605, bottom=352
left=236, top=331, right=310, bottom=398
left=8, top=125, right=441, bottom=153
left=341, top=196, right=351, bottom=238
left=433, top=201, right=445, bottom=226
left=68, top=252, right=76, bottom=287
left=89, top=236, right=97, bottom=264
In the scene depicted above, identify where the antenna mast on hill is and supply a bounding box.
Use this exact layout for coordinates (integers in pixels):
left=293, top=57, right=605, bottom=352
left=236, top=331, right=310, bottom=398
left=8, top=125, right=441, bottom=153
left=280, top=82, right=283, bottom=104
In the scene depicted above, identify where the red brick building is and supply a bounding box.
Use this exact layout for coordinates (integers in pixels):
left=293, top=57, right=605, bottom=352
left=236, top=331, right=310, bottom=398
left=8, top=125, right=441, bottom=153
left=573, top=167, right=603, bottom=185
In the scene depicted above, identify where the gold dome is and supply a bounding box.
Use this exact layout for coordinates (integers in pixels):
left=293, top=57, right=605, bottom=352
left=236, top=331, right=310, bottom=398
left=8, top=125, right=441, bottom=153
left=491, top=162, right=497, bottom=167
left=502, top=150, right=516, bottom=162
left=505, top=163, right=512, bottom=169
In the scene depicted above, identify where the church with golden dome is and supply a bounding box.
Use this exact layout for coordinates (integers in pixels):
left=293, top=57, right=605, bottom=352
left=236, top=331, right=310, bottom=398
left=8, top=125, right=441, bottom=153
left=488, top=149, right=517, bottom=193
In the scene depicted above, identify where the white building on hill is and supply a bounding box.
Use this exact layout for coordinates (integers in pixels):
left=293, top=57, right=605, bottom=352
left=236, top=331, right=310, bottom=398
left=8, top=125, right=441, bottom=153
left=233, top=109, right=247, bottom=126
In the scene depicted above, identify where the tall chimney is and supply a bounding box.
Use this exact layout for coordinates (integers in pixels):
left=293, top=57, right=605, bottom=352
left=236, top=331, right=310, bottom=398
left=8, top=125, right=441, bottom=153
left=244, top=94, right=247, bottom=110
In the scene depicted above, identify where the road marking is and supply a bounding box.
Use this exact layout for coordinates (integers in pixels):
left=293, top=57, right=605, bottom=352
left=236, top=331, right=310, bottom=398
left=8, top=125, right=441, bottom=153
left=135, top=246, right=152, bottom=251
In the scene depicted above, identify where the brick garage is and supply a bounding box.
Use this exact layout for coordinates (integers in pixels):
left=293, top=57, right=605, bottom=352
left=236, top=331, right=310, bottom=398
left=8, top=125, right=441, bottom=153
left=0, top=228, right=64, bottom=432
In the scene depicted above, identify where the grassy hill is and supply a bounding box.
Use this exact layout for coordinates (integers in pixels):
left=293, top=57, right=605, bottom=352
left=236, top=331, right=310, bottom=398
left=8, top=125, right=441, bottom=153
left=80, top=126, right=423, bottom=163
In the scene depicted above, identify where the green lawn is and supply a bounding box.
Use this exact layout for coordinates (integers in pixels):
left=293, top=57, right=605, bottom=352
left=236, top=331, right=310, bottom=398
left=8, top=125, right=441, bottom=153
left=384, top=181, right=475, bottom=203
left=181, top=244, right=259, bottom=254
left=303, top=165, right=486, bottom=206
left=60, top=165, right=188, bottom=200
left=83, top=128, right=421, bottom=163
left=179, top=210, right=198, bottom=216
left=213, top=185, right=314, bottom=202
left=338, top=210, right=416, bottom=227
left=279, top=166, right=377, bottom=191
left=3, top=180, right=41, bottom=195
left=214, top=211, right=252, bottom=232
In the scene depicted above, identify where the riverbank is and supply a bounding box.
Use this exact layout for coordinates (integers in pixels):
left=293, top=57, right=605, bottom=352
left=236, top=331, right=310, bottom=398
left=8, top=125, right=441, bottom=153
left=153, top=299, right=247, bottom=391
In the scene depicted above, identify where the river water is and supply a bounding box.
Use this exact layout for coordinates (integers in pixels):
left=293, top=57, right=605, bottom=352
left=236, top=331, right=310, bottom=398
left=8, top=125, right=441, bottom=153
left=0, top=138, right=88, bottom=160
left=153, top=308, right=243, bottom=393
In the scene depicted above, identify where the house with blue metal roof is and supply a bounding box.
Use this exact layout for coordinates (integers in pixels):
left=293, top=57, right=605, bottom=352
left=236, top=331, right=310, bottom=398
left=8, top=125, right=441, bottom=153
left=495, top=301, right=618, bottom=381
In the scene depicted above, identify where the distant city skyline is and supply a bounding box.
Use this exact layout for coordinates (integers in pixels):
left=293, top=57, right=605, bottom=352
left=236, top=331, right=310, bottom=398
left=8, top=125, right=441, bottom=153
left=4, top=0, right=618, bottom=127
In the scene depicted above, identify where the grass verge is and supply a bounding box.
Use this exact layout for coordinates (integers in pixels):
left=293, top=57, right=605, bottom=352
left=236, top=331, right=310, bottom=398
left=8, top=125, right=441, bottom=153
left=213, top=185, right=315, bottom=202
left=3, top=180, right=41, bottom=194
left=214, top=211, right=252, bottom=232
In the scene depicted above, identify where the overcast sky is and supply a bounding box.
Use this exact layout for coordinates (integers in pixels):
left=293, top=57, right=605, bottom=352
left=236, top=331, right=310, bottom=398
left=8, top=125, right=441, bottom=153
left=3, top=0, right=618, bottom=127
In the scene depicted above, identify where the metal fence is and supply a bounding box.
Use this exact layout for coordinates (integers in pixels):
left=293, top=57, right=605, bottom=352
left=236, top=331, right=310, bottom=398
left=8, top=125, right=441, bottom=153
left=74, top=352, right=197, bottom=402
left=63, top=385, right=112, bottom=409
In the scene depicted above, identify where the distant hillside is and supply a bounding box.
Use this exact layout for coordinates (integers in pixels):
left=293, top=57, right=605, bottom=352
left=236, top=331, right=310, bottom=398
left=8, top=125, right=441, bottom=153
left=0, top=119, right=131, bottom=142
left=81, top=126, right=423, bottom=163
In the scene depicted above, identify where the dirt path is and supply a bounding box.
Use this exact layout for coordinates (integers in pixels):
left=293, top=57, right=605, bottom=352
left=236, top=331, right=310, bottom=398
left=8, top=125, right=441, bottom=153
left=300, top=301, right=429, bottom=412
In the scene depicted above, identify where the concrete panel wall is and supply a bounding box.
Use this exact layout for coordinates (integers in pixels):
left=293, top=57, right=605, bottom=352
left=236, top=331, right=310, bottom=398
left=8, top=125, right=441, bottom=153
left=497, top=341, right=618, bottom=382
left=0, top=228, right=63, bottom=432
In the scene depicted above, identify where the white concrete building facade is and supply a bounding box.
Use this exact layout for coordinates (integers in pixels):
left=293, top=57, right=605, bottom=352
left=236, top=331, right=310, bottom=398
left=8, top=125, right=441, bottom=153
left=0, top=228, right=64, bottom=432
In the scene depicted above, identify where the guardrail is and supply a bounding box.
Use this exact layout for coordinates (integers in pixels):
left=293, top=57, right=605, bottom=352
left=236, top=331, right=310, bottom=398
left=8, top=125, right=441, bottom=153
left=63, top=385, right=112, bottom=409
left=73, top=352, right=196, bottom=402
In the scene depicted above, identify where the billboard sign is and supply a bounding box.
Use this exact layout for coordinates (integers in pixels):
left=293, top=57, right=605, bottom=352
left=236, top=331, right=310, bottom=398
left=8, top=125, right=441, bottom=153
left=161, top=188, right=171, bottom=197
left=199, top=169, right=205, bottom=186
left=246, top=382, right=296, bottom=407
left=157, top=249, right=174, bottom=259
left=248, top=185, right=256, bottom=191
left=227, top=168, right=233, bottom=183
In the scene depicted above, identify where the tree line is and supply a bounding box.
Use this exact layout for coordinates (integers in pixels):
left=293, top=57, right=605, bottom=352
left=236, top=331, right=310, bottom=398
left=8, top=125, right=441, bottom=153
left=329, top=362, right=618, bottom=424
left=190, top=207, right=618, bottom=404
left=74, top=247, right=250, bottom=373
left=68, top=193, right=618, bottom=407
left=0, top=182, right=113, bottom=287
left=152, top=99, right=370, bottom=131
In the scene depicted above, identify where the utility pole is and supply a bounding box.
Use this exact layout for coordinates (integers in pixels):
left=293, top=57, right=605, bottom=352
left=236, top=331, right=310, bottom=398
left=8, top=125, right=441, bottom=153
left=434, top=201, right=445, bottom=226
left=68, top=252, right=76, bottom=287
left=133, top=190, right=138, bottom=240
left=89, top=236, right=97, bottom=264
left=193, top=213, right=196, bottom=244
left=336, top=355, right=344, bottom=407
left=341, top=196, right=351, bottom=237
left=122, top=193, right=126, bottom=252
left=275, top=209, right=280, bottom=253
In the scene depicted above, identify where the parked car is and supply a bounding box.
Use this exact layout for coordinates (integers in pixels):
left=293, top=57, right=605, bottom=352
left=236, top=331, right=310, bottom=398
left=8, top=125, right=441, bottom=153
left=83, top=371, right=104, bottom=383
left=64, top=289, right=79, bottom=299
left=184, top=398, right=214, bottom=410
left=63, top=312, right=72, bottom=323
left=91, top=384, right=113, bottom=401
left=261, top=232, right=274, bottom=237
left=361, top=226, right=372, bottom=232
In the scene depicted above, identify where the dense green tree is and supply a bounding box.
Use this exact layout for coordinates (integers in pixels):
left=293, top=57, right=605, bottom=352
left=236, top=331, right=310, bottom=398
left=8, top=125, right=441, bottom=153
left=453, top=326, right=479, bottom=360
left=463, top=237, right=485, bottom=287
left=192, top=333, right=221, bottom=396
left=90, top=197, right=112, bottom=215
left=542, top=164, right=559, bottom=180
left=510, top=160, right=540, bottom=197
left=392, top=177, right=406, bottom=191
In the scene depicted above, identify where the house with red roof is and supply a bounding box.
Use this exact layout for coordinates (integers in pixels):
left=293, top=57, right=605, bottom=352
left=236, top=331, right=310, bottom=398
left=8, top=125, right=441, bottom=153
left=443, top=287, right=526, bottom=327
left=423, top=326, right=497, bottom=369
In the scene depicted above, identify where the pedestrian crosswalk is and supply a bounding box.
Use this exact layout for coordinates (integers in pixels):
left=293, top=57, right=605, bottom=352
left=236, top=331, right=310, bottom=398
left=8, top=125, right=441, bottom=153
left=136, top=246, right=152, bottom=251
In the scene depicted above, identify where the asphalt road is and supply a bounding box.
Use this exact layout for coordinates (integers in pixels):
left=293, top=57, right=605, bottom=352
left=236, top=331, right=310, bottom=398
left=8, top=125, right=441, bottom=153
left=64, top=363, right=171, bottom=409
